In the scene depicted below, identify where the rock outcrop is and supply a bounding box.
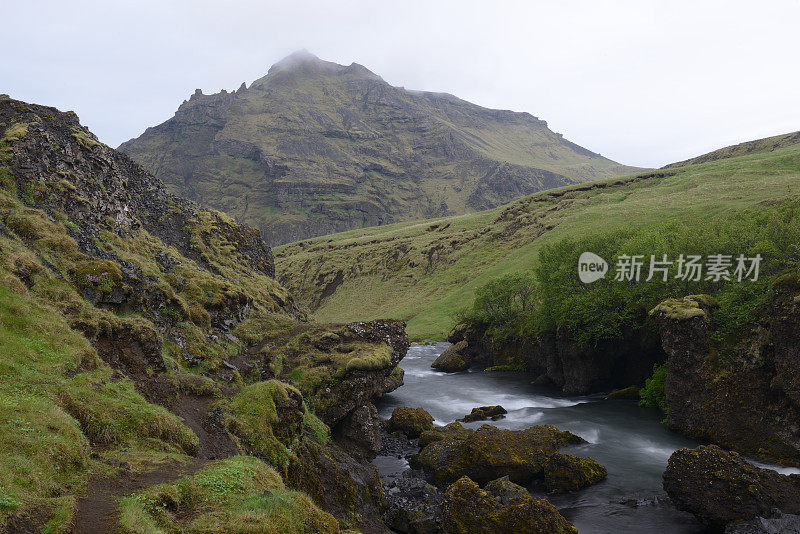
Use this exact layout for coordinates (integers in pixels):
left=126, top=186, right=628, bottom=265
left=288, top=440, right=388, bottom=533
left=663, top=445, right=800, bottom=531
left=651, top=290, right=800, bottom=465
left=448, top=321, right=664, bottom=394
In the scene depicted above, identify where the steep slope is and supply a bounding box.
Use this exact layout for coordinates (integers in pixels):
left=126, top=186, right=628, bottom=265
left=275, top=131, right=800, bottom=339
left=119, top=50, right=642, bottom=244
left=0, top=96, right=407, bottom=533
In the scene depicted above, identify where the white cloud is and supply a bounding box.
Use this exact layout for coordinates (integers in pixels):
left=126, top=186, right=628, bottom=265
left=3, top=0, right=799, bottom=167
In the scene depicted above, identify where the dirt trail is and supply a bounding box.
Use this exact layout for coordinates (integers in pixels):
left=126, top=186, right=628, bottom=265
left=72, top=389, right=237, bottom=533
left=72, top=457, right=204, bottom=534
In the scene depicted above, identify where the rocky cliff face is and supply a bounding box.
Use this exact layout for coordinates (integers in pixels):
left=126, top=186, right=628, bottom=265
left=651, top=289, right=800, bottom=466
left=448, top=322, right=664, bottom=394
left=119, top=50, right=641, bottom=245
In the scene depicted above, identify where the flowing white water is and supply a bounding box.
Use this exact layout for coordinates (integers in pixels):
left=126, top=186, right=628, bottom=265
left=376, top=343, right=706, bottom=533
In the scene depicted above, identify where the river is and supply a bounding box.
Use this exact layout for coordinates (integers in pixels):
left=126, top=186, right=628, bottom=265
left=374, top=342, right=707, bottom=533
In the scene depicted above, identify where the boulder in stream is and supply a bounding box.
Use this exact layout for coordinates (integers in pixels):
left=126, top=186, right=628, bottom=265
left=663, top=445, right=800, bottom=530
left=431, top=341, right=471, bottom=372
left=411, top=423, right=590, bottom=485
left=388, top=406, right=435, bottom=438
left=544, top=453, right=608, bottom=493
left=458, top=405, right=507, bottom=422
left=441, top=475, right=578, bottom=534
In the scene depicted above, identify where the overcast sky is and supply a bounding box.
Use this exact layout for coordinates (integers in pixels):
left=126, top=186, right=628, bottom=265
left=3, top=0, right=799, bottom=168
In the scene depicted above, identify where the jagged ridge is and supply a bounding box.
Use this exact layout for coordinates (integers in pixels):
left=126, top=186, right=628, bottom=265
left=118, top=51, right=642, bottom=244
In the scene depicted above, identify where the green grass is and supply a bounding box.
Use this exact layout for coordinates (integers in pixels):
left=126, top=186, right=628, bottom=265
left=276, top=136, right=800, bottom=340
left=0, top=281, right=196, bottom=530
left=222, top=381, right=302, bottom=469
left=118, top=455, right=338, bottom=533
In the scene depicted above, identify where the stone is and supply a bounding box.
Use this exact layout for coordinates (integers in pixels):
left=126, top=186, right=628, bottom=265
left=388, top=407, right=435, bottom=438
left=431, top=341, right=470, bottom=372
left=334, top=403, right=382, bottom=460
left=663, top=445, right=800, bottom=530
left=543, top=453, right=607, bottom=493
left=441, top=476, right=577, bottom=534
left=412, top=423, right=586, bottom=485
left=458, top=405, right=507, bottom=422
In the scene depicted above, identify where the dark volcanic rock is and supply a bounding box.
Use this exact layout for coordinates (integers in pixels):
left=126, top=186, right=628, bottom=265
left=725, top=510, right=800, bottom=534
left=335, top=403, right=382, bottom=461
left=316, top=319, right=409, bottom=427
left=418, top=422, right=474, bottom=448
left=441, top=476, right=577, bottom=534
left=652, top=291, right=800, bottom=464
left=448, top=321, right=664, bottom=394
left=383, top=471, right=443, bottom=534
left=663, top=445, right=800, bottom=531
left=458, top=405, right=507, bottom=423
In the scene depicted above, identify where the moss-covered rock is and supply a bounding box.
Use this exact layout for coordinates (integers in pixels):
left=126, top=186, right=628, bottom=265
left=441, top=476, right=577, bottom=534
left=543, top=453, right=607, bottom=493
left=414, top=423, right=586, bottom=485
left=459, top=405, right=507, bottom=423
left=649, top=294, right=718, bottom=320
left=418, top=421, right=474, bottom=448
left=286, top=440, right=386, bottom=533
left=431, top=340, right=470, bottom=372
left=388, top=407, right=434, bottom=438
left=653, top=288, right=800, bottom=465
left=222, top=380, right=305, bottom=470
left=663, top=445, right=800, bottom=530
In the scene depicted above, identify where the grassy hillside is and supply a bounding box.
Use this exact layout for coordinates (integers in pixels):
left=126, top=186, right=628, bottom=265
left=0, top=97, right=399, bottom=532
left=119, top=51, right=641, bottom=245
left=275, top=134, right=800, bottom=340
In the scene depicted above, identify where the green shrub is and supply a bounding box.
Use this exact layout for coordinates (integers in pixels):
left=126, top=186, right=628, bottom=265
left=462, top=199, right=800, bottom=348
left=639, top=363, right=668, bottom=420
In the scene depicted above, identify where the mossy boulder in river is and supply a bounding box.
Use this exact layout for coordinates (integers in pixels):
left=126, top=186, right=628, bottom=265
left=431, top=340, right=470, bottom=372
left=418, top=421, right=474, bottom=447
left=441, top=476, right=578, bottom=534
left=544, top=453, right=608, bottom=493
left=663, top=445, right=800, bottom=530
left=412, top=423, right=587, bottom=485
left=388, top=407, right=434, bottom=438
left=458, top=405, right=507, bottom=422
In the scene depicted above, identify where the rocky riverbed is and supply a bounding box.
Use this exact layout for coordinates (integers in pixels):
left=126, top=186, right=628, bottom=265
left=373, top=343, right=800, bottom=533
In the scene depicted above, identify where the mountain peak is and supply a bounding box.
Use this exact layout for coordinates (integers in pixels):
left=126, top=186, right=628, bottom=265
left=258, top=51, right=382, bottom=85
left=267, top=49, right=331, bottom=74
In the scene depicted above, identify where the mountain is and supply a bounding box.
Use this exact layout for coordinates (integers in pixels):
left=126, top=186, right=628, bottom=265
left=118, top=50, right=643, bottom=244
left=274, top=131, right=800, bottom=340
